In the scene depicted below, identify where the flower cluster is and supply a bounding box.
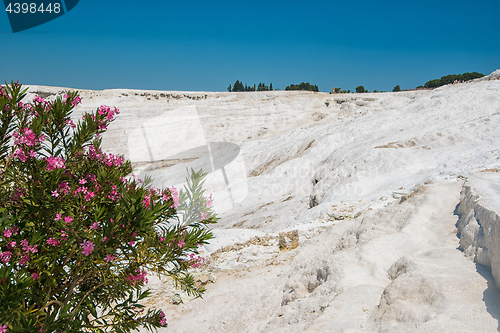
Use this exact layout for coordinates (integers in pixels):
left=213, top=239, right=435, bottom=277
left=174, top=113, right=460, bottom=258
left=32, top=95, right=45, bottom=104
left=0, top=251, right=12, bottom=263
left=86, top=145, right=125, bottom=167
left=4, top=226, right=19, bottom=238
left=205, top=194, right=213, bottom=208
left=46, top=156, right=65, bottom=171
left=159, top=311, right=167, bottom=326
left=10, top=127, right=45, bottom=162
left=13, top=128, right=45, bottom=147
left=185, top=253, right=205, bottom=268
left=0, top=236, right=38, bottom=267
left=46, top=238, right=60, bottom=247
left=95, top=105, right=120, bottom=131
left=64, top=93, right=81, bottom=106
left=80, top=240, right=95, bottom=256
left=126, top=269, right=148, bottom=285
left=104, top=254, right=116, bottom=262
left=168, top=187, right=180, bottom=208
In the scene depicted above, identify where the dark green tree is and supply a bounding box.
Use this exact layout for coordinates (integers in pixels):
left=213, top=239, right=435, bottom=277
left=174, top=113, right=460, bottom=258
left=356, top=86, right=365, bottom=93
left=285, top=82, right=319, bottom=92
left=393, top=85, right=401, bottom=92
left=270, top=83, right=273, bottom=91
left=424, top=79, right=441, bottom=89
left=232, top=80, right=244, bottom=92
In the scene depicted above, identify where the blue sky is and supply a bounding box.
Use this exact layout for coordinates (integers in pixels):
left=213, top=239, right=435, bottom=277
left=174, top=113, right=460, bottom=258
left=1, top=0, right=499, bottom=92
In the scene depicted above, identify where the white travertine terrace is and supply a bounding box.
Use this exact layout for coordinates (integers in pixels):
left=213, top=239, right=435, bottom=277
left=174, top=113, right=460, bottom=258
left=26, top=70, right=500, bottom=332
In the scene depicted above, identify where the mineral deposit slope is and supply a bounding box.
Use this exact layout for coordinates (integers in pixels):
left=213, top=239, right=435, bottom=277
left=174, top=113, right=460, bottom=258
left=25, top=71, right=500, bottom=332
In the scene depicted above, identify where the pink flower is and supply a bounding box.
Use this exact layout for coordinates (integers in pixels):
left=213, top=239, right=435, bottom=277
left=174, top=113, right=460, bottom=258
left=0, top=323, right=7, bottom=333
left=64, top=216, right=73, bottom=224
left=32, top=272, right=39, bottom=280
left=108, top=190, right=119, bottom=201
left=54, top=213, right=62, bottom=221
left=47, top=238, right=60, bottom=246
left=51, top=190, right=59, bottom=197
left=59, top=182, right=70, bottom=194
left=33, top=95, right=45, bottom=103
left=28, top=245, right=38, bottom=254
left=187, top=253, right=205, bottom=268
left=81, top=240, right=94, bottom=256
left=159, top=310, right=167, bottom=326
left=201, top=212, right=207, bottom=220
left=71, top=96, right=81, bottom=106
left=126, top=269, right=148, bottom=285
left=206, top=194, right=213, bottom=208
left=84, top=191, right=95, bottom=201
left=79, top=178, right=87, bottom=185
left=65, top=118, right=76, bottom=128
left=90, top=222, right=98, bottom=230
left=20, top=240, right=38, bottom=254
left=46, top=156, right=65, bottom=171
left=104, top=254, right=116, bottom=262
left=0, top=251, right=12, bottom=263
left=142, top=194, right=151, bottom=209
left=12, top=147, right=27, bottom=162
left=3, top=228, right=12, bottom=238
left=19, top=254, right=30, bottom=266
left=168, top=187, right=180, bottom=208
left=177, top=240, right=185, bottom=248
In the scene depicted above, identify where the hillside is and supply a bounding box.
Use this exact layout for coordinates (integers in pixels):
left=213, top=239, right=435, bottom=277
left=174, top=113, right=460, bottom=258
left=25, top=70, right=500, bottom=332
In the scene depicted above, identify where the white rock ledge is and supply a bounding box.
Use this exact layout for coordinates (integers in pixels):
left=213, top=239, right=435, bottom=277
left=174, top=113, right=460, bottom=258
left=456, top=172, right=500, bottom=289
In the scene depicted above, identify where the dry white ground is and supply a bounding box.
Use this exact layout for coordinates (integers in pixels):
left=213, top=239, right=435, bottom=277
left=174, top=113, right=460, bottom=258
left=27, top=70, right=500, bottom=332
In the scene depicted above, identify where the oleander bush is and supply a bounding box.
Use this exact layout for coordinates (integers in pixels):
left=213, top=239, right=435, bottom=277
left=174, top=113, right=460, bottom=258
left=0, top=81, right=217, bottom=332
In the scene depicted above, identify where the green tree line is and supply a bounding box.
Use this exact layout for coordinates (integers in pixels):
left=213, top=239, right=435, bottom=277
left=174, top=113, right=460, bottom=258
left=285, top=82, right=318, bottom=92
left=228, top=80, right=273, bottom=92
left=424, top=72, right=484, bottom=88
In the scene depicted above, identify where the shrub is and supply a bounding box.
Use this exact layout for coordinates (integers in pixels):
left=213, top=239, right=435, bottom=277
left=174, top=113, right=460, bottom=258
left=285, top=82, right=319, bottom=92
left=355, top=86, right=365, bottom=93
left=392, top=85, right=401, bottom=92
left=0, top=81, right=217, bottom=332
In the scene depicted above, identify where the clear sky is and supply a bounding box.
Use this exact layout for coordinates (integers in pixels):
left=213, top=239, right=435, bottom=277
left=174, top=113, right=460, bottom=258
left=1, top=0, right=499, bottom=92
